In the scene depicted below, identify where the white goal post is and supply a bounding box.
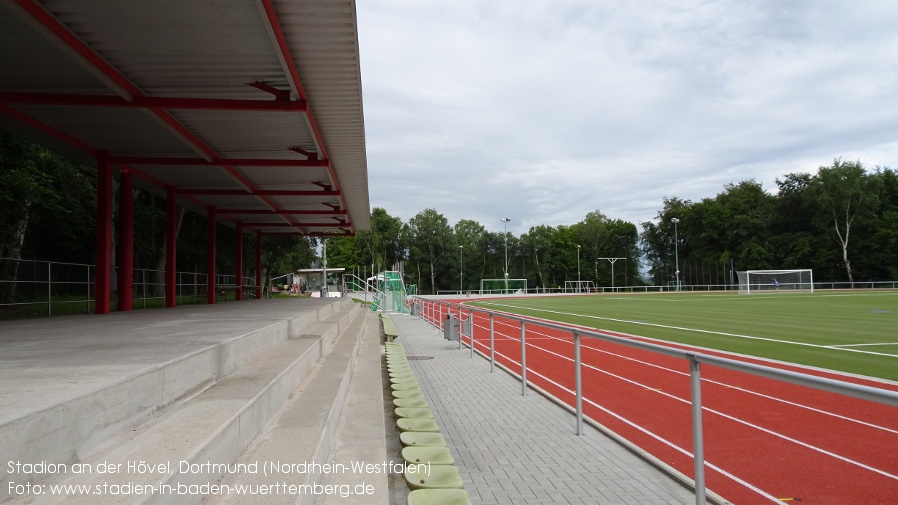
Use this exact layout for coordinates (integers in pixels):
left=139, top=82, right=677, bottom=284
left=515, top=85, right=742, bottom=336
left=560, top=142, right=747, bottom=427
left=564, top=280, right=595, bottom=293
left=737, top=269, right=814, bottom=294
left=480, top=278, right=528, bottom=294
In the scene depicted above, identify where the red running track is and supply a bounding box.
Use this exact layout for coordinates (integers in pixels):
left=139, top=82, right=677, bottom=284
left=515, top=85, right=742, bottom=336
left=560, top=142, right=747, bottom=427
left=423, top=302, right=898, bottom=504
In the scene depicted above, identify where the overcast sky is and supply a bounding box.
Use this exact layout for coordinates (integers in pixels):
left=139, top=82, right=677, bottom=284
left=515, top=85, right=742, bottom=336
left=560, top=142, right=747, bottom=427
left=356, top=1, right=898, bottom=236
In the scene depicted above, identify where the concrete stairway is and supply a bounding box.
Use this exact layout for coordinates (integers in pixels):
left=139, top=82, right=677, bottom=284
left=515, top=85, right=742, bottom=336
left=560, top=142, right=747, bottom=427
left=2, top=300, right=386, bottom=505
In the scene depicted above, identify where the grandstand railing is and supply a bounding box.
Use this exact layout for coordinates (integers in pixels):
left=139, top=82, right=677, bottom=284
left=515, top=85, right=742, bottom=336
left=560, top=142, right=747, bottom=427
left=0, top=257, right=257, bottom=317
left=410, top=296, right=898, bottom=505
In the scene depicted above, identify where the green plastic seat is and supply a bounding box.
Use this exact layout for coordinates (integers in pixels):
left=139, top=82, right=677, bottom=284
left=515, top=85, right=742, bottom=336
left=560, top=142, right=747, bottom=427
left=407, top=488, right=471, bottom=505
left=391, top=382, right=421, bottom=391
left=392, top=389, right=425, bottom=399
left=390, top=374, right=417, bottom=382
left=402, top=446, right=455, bottom=465
left=399, top=431, right=446, bottom=447
left=394, top=398, right=429, bottom=408
left=404, top=464, right=464, bottom=490
left=390, top=370, right=416, bottom=378
left=395, top=407, right=433, bottom=418
left=397, top=417, right=439, bottom=432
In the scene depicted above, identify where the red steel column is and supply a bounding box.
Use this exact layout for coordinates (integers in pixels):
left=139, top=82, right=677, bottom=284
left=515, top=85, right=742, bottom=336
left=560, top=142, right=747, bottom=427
left=207, top=208, right=217, bottom=304
left=255, top=231, right=263, bottom=299
left=95, top=151, right=112, bottom=314
left=165, top=185, right=177, bottom=307
left=117, top=169, right=134, bottom=311
left=235, top=223, right=243, bottom=301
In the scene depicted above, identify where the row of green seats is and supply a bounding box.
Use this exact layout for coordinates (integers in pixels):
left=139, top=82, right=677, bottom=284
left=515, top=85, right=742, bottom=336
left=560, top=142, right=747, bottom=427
left=382, top=313, right=399, bottom=342
left=386, top=342, right=471, bottom=505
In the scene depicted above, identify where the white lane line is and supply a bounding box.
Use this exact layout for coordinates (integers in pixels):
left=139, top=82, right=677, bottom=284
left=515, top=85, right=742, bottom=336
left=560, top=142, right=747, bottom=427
left=478, top=301, right=898, bottom=358
left=498, top=321, right=898, bottom=436
left=468, top=324, right=782, bottom=503
left=473, top=319, right=898, bottom=481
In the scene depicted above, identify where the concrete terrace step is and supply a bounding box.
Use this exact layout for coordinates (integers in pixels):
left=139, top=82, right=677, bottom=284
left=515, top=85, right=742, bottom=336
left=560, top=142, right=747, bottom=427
left=205, top=310, right=386, bottom=505
left=2, top=300, right=360, bottom=505
left=317, top=312, right=389, bottom=505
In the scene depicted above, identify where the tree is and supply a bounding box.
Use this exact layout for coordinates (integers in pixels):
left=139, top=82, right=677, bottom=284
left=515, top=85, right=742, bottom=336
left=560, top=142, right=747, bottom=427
left=404, top=209, right=453, bottom=294
left=577, top=210, right=608, bottom=283
left=521, top=225, right=556, bottom=290
left=454, top=219, right=486, bottom=291
left=808, top=159, right=881, bottom=286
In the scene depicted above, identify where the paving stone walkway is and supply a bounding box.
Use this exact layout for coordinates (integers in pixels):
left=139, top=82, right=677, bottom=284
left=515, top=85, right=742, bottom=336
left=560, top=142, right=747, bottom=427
left=390, top=312, right=708, bottom=505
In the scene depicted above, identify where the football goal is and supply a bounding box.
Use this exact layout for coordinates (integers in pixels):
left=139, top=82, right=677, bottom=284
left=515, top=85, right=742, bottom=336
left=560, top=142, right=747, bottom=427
left=737, top=269, right=814, bottom=294
left=564, top=280, right=595, bottom=293
left=480, top=278, right=527, bottom=294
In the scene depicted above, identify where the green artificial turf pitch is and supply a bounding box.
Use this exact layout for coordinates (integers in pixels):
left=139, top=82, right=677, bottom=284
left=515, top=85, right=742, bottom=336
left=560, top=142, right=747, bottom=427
left=468, top=291, right=898, bottom=382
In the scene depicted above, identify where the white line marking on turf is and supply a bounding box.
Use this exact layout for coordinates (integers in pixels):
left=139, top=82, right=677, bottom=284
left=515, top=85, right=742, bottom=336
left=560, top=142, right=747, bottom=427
left=829, top=342, right=898, bottom=348
left=478, top=301, right=898, bottom=358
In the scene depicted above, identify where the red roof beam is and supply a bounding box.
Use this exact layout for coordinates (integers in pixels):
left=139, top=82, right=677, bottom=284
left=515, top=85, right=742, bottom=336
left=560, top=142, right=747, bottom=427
left=249, top=222, right=353, bottom=228
left=175, top=189, right=340, bottom=196
left=110, top=156, right=328, bottom=167
left=217, top=209, right=348, bottom=215
left=0, top=92, right=308, bottom=112
left=253, top=231, right=354, bottom=237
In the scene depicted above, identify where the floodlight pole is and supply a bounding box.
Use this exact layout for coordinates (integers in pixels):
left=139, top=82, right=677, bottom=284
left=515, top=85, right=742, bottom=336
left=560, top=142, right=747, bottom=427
left=672, top=217, right=680, bottom=291
left=577, top=245, right=581, bottom=293
left=459, top=245, right=464, bottom=294
left=501, top=218, right=511, bottom=294
left=598, top=258, right=625, bottom=291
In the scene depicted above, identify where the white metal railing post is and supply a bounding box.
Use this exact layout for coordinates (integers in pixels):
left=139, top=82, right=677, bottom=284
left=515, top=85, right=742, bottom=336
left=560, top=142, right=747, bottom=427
left=689, top=355, right=707, bottom=505
left=458, top=305, right=463, bottom=349
left=489, top=313, right=495, bottom=373
left=574, top=331, right=584, bottom=435
left=469, top=308, right=475, bottom=358
left=47, top=262, right=52, bottom=316
left=520, top=320, right=527, bottom=396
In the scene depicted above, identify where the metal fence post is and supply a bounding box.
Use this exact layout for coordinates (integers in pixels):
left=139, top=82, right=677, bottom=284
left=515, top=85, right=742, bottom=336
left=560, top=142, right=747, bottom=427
left=47, top=262, right=52, bottom=317
left=489, top=313, right=495, bottom=373
left=458, top=305, right=463, bottom=350
left=574, top=331, right=584, bottom=435
left=470, top=308, right=475, bottom=358
left=520, top=320, right=527, bottom=396
left=689, top=355, right=706, bottom=505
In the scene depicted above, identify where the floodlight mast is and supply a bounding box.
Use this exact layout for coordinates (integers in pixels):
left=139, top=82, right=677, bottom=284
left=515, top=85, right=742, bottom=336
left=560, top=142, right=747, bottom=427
left=501, top=218, right=511, bottom=293
left=577, top=245, right=581, bottom=293
left=671, top=217, right=680, bottom=291
left=459, top=245, right=464, bottom=293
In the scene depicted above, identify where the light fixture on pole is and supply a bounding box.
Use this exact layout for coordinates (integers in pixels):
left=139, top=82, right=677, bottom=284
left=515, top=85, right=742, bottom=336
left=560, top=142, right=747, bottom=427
left=671, top=217, right=680, bottom=291
left=459, top=245, right=464, bottom=294
left=500, top=217, right=511, bottom=293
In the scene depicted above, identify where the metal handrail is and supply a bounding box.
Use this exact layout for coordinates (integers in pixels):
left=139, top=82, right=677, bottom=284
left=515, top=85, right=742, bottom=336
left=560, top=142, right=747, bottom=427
left=410, top=296, right=898, bottom=505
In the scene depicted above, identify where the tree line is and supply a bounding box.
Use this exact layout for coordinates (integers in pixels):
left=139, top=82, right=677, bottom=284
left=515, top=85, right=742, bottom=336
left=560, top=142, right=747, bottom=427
left=327, top=159, right=898, bottom=293
left=3, top=129, right=897, bottom=296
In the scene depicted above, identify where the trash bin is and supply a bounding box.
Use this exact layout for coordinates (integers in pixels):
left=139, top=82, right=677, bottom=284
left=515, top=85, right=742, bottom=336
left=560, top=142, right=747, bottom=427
left=443, top=314, right=459, bottom=341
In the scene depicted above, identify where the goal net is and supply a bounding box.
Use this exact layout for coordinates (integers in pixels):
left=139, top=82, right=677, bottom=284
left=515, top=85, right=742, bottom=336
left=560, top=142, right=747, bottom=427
left=564, top=280, right=595, bottom=293
left=737, top=269, right=813, bottom=294
left=480, top=278, right=527, bottom=294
